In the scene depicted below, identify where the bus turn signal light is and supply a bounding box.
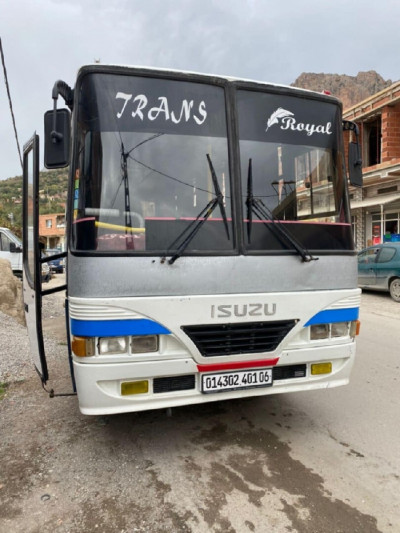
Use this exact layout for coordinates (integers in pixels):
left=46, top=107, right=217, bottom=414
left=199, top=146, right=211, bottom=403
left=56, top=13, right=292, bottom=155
left=71, top=336, right=95, bottom=357
left=350, top=320, right=361, bottom=337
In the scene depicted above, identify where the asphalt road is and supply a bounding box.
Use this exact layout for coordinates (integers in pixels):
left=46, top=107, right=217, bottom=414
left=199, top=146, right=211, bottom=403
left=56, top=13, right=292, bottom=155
left=0, top=288, right=399, bottom=532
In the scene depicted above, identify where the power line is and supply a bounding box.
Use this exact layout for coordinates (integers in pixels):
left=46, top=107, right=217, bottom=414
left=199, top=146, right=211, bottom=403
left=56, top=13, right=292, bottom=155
left=0, top=37, right=23, bottom=170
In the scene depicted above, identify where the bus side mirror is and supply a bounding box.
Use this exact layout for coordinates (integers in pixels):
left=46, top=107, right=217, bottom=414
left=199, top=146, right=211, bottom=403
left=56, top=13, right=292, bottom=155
left=348, top=142, right=363, bottom=188
left=44, top=108, right=71, bottom=168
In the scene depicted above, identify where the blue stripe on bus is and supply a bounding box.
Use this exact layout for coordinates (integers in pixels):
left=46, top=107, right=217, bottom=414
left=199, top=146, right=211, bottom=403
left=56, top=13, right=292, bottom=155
left=304, top=307, right=359, bottom=326
left=70, top=319, right=171, bottom=337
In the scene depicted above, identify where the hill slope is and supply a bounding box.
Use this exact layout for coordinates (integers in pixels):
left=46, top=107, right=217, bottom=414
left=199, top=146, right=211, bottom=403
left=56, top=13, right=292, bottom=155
left=0, top=169, right=68, bottom=232
left=292, top=70, right=393, bottom=109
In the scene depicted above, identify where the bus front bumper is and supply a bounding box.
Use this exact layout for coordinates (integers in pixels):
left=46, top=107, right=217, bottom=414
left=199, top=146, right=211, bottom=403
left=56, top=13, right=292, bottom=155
left=72, top=342, right=356, bottom=415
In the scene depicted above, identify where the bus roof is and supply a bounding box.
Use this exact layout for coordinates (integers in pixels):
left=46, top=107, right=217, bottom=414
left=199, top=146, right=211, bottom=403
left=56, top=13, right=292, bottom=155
left=75, top=64, right=341, bottom=105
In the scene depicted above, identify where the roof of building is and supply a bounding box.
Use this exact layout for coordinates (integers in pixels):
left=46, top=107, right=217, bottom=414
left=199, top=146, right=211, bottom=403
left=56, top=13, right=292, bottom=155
left=343, top=80, right=400, bottom=120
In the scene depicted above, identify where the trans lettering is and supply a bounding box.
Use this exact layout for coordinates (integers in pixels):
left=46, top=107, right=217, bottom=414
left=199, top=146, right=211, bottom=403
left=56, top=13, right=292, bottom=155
left=115, top=92, right=207, bottom=125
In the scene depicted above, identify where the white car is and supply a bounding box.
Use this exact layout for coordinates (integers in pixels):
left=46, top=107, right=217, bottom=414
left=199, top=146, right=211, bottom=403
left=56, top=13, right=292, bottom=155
left=0, top=227, right=51, bottom=282
left=0, top=227, right=23, bottom=277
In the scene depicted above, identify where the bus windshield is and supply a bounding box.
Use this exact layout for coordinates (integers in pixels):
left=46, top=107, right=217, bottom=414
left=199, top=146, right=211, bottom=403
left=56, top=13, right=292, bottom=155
left=72, top=73, right=232, bottom=253
left=238, top=89, right=351, bottom=251
left=71, top=72, right=352, bottom=255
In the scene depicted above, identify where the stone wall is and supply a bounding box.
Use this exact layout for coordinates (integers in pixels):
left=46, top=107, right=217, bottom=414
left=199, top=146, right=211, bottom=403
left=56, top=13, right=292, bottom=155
left=0, top=259, right=25, bottom=325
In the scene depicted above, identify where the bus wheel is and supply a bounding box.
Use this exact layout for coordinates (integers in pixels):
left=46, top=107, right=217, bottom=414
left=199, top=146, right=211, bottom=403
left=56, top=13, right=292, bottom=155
left=389, top=278, right=400, bottom=302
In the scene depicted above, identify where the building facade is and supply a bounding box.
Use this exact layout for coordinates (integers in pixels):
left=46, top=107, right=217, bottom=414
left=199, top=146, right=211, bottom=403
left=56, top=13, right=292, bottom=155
left=39, top=213, right=66, bottom=250
left=343, top=82, right=400, bottom=249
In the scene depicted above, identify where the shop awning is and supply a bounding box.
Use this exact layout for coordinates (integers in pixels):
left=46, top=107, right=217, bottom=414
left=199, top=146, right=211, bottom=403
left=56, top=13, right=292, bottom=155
left=350, top=193, right=400, bottom=210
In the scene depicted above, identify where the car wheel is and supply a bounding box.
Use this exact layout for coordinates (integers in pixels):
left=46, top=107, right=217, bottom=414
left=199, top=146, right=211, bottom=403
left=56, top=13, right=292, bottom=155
left=389, top=278, right=400, bottom=302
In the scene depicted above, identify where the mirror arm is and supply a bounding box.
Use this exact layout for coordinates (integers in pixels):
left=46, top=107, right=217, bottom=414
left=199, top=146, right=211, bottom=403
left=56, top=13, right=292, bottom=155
left=343, top=119, right=363, bottom=163
left=342, top=120, right=359, bottom=135
left=51, top=80, right=74, bottom=108
left=51, top=80, right=74, bottom=144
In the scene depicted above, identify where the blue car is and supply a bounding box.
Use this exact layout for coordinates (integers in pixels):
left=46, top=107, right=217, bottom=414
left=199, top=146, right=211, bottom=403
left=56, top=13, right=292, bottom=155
left=45, top=249, right=65, bottom=274
left=358, top=242, right=400, bottom=302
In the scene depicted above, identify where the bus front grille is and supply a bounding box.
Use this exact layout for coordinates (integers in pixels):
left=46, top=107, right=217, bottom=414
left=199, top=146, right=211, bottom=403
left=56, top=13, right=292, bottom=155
left=153, top=375, right=196, bottom=394
left=273, top=364, right=306, bottom=380
left=152, top=364, right=306, bottom=395
left=181, top=320, right=297, bottom=357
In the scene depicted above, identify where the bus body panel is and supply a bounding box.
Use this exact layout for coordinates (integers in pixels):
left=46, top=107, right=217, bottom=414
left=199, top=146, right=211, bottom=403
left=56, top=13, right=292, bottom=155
left=67, top=254, right=357, bottom=298
left=68, top=288, right=359, bottom=414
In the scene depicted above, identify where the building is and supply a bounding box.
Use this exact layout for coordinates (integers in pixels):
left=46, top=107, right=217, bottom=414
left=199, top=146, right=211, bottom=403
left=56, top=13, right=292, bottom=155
left=343, top=82, right=400, bottom=249
left=39, top=213, right=66, bottom=250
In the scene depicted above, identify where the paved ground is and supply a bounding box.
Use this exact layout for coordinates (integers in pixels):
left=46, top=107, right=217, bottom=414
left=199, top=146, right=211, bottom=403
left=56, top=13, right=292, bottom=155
left=0, top=285, right=399, bottom=532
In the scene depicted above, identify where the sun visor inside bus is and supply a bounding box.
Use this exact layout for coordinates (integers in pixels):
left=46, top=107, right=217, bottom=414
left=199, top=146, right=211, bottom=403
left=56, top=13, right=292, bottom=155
left=237, top=91, right=341, bottom=150
left=77, top=73, right=227, bottom=137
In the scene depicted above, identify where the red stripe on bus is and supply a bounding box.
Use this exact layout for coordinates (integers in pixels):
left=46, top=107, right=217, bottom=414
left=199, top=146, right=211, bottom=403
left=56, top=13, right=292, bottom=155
left=197, top=358, right=279, bottom=372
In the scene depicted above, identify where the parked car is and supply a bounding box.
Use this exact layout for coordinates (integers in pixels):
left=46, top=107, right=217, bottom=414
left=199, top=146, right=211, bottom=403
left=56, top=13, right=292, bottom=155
left=0, top=227, right=51, bottom=282
left=358, top=242, right=400, bottom=302
left=41, top=261, right=51, bottom=283
left=45, top=249, right=65, bottom=273
left=0, top=227, right=22, bottom=277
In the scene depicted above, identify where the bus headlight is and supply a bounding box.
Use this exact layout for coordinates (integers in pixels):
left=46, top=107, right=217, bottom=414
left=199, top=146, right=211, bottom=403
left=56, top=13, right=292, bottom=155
left=310, top=324, right=329, bottom=340
left=331, top=322, right=349, bottom=337
left=131, top=335, right=158, bottom=353
left=98, top=336, right=129, bottom=355
left=309, top=320, right=360, bottom=341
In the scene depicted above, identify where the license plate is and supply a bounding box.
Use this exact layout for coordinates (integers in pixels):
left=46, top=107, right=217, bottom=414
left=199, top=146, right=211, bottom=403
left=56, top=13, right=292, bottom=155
left=201, top=368, right=273, bottom=394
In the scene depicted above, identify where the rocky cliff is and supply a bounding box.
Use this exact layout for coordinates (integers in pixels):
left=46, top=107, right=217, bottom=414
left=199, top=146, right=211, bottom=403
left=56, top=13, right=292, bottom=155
left=292, top=71, right=393, bottom=109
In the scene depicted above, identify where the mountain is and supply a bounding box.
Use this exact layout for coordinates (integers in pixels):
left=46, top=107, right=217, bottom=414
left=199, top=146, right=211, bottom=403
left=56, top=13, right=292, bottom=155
left=291, top=71, right=394, bottom=109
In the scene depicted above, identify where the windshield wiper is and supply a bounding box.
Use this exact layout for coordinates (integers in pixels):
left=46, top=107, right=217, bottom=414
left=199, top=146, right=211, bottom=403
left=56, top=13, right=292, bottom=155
left=120, top=142, right=133, bottom=230
left=162, top=154, right=230, bottom=265
left=206, top=154, right=230, bottom=240
left=246, top=158, right=318, bottom=263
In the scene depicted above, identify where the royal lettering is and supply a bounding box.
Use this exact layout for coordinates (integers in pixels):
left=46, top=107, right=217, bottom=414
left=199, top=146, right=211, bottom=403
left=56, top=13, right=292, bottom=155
left=265, top=107, right=333, bottom=137
left=280, top=116, right=332, bottom=137
left=115, top=92, right=207, bottom=125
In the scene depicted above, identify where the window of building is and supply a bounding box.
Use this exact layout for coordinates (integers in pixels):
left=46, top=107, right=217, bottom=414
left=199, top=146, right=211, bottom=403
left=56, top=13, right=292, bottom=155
left=371, top=214, right=382, bottom=245
left=370, top=212, right=399, bottom=245
left=56, top=216, right=65, bottom=228
left=363, top=116, right=381, bottom=167
left=377, top=185, right=397, bottom=195
left=46, top=219, right=52, bottom=229
left=384, top=213, right=399, bottom=240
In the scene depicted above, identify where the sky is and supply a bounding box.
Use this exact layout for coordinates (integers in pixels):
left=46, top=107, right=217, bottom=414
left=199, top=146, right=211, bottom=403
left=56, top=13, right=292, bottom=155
left=1, top=0, right=400, bottom=181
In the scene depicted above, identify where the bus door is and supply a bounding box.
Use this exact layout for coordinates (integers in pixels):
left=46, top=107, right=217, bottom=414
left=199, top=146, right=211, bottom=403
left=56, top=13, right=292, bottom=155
left=22, top=134, right=48, bottom=382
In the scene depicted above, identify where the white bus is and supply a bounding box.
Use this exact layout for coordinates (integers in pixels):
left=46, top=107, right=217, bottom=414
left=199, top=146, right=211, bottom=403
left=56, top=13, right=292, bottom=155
left=23, top=65, right=363, bottom=415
